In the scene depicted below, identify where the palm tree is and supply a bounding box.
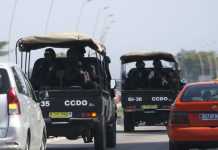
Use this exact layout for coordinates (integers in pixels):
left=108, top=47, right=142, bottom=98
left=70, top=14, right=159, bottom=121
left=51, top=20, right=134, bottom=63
left=0, top=41, right=8, bottom=56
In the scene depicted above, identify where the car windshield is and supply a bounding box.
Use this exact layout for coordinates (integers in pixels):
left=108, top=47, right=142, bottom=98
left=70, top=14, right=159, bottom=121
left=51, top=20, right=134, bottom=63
left=181, top=84, right=218, bottom=102
left=0, top=69, right=10, bottom=94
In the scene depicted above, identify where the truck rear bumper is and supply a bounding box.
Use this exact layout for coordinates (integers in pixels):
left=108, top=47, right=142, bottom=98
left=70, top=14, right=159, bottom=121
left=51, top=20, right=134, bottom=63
left=125, top=110, right=169, bottom=124
left=45, top=118, right=99, bottom=137
left=45, top=117, right=98, bottom=124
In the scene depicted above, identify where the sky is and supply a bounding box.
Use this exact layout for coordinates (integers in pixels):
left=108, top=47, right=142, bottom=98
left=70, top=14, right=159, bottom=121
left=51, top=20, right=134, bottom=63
left=1, top=0, right=218, bottom=78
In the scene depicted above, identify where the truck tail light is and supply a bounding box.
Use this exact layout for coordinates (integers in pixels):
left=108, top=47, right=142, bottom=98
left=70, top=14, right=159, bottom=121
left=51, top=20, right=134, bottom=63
left=82, top=112, right=97, bottom=118
left=125, top=106, right=136, bottom=112
left=7, top=88, right=21, bottom=115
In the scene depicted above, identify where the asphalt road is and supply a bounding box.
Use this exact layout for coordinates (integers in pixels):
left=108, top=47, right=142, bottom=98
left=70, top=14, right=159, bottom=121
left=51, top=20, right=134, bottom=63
left=46, top=125, right=169, bottom=150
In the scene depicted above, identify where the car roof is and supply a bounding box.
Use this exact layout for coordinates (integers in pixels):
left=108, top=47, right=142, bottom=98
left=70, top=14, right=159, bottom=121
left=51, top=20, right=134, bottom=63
left=185, top=80, right=218, bottom=87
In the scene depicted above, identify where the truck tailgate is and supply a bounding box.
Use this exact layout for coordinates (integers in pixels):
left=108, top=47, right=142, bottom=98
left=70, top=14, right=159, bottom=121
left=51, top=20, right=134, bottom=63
left=38, top=89, right=103, bottom=120
left=122, top=90, right=175, bottom=108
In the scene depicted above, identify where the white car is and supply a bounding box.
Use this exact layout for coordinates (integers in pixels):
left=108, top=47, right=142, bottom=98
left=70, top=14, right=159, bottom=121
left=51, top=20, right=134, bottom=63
left=0, top=63, right=46, bottom=150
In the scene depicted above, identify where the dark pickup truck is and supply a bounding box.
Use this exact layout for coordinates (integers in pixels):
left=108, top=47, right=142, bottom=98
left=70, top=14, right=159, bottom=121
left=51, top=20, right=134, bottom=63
left=16, top=33, right=117, bottom=150
left=120, top=52, right=183, bottom=132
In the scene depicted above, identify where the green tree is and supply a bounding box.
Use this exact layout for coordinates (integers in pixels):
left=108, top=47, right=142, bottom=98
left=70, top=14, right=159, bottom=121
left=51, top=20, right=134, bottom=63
left=177, top=49, right=218, bottom=82
left=0, top=41, right=8, bottom=56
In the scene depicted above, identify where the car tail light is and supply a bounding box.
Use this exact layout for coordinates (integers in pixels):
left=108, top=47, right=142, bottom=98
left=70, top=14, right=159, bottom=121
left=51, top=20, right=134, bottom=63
left=7, top=88, right=21, bottom=115
left=170, top=111, right=189, bottom=125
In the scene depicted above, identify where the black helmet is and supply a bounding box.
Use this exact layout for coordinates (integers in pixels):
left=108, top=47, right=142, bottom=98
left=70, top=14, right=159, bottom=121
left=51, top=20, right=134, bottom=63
left=67, top=46, right=86, bottom=58
left=136, top=60, right=145, bottom=69
left=104, top=56, right=111, bottom=64
left=153, top=59, right=162, bottom=69
left=44, top=48, right=56, bottom=59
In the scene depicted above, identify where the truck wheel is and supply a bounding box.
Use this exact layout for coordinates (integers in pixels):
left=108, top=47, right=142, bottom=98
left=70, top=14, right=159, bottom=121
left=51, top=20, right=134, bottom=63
left=94, top=117, right=106, bottom=150
left=106, top=120, right=116, bottom=148
left=124, top=112, right=134, bottom=132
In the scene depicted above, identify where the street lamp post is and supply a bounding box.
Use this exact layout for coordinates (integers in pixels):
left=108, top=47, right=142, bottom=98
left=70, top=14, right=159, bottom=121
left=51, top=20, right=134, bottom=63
left=99, top=14, right=115, bottom=42
left=8, top=0, right=19, bottom=61
left=100, top=19, right=115, bottom=43
left=75, top=0, right=93, bottom=32
left=196, top=51, right=205, bottom=81
left=44, top=0, right=55, bottom=33
left=207, top=53, right=214, bottom=79
left=213, top=52, right=218, bottom=78
left=92, top=6, right=110, bottom=37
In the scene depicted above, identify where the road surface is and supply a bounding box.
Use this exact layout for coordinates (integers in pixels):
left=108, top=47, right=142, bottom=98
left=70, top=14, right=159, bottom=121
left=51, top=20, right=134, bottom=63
left=47, top=125, right=169, bottom=150
left=47, top=125, right=218, bottom=150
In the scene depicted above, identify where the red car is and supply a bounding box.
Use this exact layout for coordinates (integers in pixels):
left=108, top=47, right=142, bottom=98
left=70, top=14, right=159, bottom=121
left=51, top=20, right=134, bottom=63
left=168, top=81, right=218, bottom=150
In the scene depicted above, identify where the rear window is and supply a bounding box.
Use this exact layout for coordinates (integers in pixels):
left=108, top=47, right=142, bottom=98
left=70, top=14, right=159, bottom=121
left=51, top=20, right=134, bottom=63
left=181, top=84, right=218, bottom=102
left=0, top=69, right=10, bottom=94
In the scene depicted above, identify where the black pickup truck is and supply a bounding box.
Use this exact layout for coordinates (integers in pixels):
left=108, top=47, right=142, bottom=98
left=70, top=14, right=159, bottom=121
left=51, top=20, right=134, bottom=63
left=16, top=33, right=117, bottom=150
left=120, top=52, right=183, bottom=132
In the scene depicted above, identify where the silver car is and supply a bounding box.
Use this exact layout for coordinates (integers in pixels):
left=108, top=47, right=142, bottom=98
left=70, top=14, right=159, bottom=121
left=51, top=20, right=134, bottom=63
left=0, top=63, right=46, bottom=150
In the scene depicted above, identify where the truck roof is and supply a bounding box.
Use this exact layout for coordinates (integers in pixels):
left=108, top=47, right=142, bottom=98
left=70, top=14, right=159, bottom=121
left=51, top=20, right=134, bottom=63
left=17, top=32, right=106, bottom=55
left=0, top=63, right=17, bottom=69
left=120, top=52, right=176, bottom=63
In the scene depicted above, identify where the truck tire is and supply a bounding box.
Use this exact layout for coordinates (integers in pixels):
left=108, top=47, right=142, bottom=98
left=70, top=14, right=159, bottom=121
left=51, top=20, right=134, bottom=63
left=106, top=119, right=116, bottom=148
left=94, top=117, right=106, bottom=150
left=124, top=112, right=134, bottom=132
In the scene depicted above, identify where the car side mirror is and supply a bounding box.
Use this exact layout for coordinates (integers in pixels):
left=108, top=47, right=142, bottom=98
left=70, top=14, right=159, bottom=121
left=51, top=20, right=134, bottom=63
left=110, top=79, right=117, bottom=89
left=180, top=79, right=187, bottom=90
left=110, top=89, right=115, bottom=98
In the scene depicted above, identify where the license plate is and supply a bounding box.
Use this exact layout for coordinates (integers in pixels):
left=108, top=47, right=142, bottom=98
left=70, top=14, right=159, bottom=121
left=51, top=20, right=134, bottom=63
left=49, top=112, right=72, bottom=119
left=200, top=113, right=218, bottom=121
left=142, top=105, right=158, bottom=109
